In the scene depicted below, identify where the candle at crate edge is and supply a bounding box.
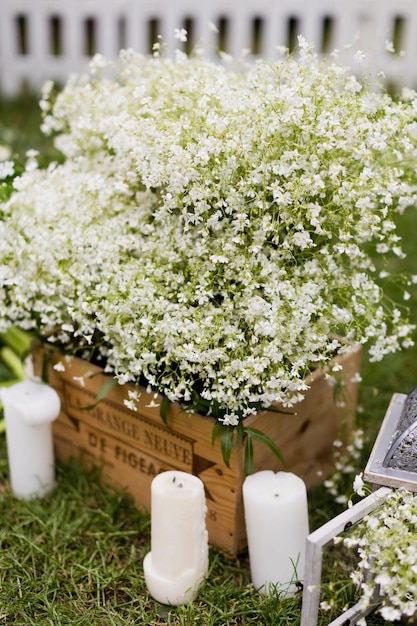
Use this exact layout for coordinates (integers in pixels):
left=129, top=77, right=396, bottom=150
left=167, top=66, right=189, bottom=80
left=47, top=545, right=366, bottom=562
left=143, top=470, right=209, bottom=605
left=0, top=379, right=61, bottom=498
left=243, top=470, right=309, bottom=597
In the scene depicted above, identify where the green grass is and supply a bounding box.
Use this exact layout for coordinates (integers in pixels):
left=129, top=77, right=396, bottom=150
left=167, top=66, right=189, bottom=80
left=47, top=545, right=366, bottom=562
left=0, top=91, right=61, bottom=167
left=0, top=436, right=393, bottom=626
left=0, top=444, right=303, bottom=626
left=1, top=94, right=417, bottom=625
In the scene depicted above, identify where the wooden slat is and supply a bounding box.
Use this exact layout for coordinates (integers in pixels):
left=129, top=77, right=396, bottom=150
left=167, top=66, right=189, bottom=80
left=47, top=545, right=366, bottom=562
left=33, top=342, right=361, bottom=555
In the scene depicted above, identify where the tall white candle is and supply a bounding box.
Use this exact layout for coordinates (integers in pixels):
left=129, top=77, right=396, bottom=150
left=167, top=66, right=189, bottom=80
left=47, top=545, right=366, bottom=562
left=0, top=379, right=61, bottom=498
left=143, top=470, right=209, bottom=605
left=243, top=470, right=309, bottom=597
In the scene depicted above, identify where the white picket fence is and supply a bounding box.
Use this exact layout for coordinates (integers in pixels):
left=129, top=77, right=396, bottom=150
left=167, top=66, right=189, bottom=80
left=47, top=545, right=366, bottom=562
left=0, top=0, right=416, bottom=96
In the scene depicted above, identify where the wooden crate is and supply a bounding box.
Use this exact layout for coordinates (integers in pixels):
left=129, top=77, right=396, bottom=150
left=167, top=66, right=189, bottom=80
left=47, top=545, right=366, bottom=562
left=32, top=343, right=361, bottom=555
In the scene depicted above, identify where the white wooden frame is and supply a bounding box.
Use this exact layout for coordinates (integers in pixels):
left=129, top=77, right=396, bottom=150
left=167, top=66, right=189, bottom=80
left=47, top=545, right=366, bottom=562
left=300, top=486, right=392, bottom=626
left=363, top=392, right=417, bottom=490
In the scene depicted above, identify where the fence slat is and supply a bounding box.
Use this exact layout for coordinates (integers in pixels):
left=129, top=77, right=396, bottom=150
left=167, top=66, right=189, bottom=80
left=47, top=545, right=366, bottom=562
left=1, top=0, right=417, bottom=95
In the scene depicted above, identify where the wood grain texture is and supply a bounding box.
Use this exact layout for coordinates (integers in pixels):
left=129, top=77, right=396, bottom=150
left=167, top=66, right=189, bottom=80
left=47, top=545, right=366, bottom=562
left=33, top=342, right=361, bottom=555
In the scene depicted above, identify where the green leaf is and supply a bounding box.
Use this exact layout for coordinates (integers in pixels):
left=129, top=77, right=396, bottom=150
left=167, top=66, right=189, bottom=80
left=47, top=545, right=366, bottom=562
left=244, top=435, right=254, bottom=475
left=41, top=351, right=51, bottom=383
left=220, top=426, right=235, bottom=468
left=96, top=377, right=119, bottom=402
left=0, top=327, right=32, bottom=358
left=234, top=422, right=245, bottom=447
left=243, top=426, right=286, bottom=471
left=80, top=377, right=118, bottom=410
left=0, top=378, right=21, bottom=388
left=191, top=394, right=211, bottom=414
left=160, top=395, right=171, bottom=425
left=212, top=422, right=246, bottom=467
left=0, top=346, right=25, bottom=380
left=0, top=361, right=16, bottom=383
left=264, top=405, right=295, bottom=416
left=211, top=421, right=223, bottom=447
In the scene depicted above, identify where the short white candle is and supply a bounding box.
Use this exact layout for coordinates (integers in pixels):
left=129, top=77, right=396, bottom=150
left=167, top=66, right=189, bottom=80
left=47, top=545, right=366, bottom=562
left=0, top=379, right=61, bottom=498
left=243, top=470, right=309, bottom=597
left=143, top=470, right=209, bottom=605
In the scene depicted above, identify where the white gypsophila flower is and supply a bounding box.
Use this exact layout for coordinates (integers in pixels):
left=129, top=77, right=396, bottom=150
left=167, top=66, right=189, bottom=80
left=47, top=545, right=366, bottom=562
left=319, top=600, right=334, bottom=611
left=174, top=28, right=188, bottom=43
left=342, top=489, right=417, bottom=621
left=379, top=606, right=402, bottom=621
left=385, top=40, right=395, bottom=54
left=145, top=400, right=160, bottom=409
left=324, top=429, right=366, bottom=504
left=1, top=44, right=417, bottom=425
left=353, top=472, right=366, bottom=497
left=0, top=146, right=12, bottom=162
left=123, top=399, right=137, bottom=411
left=0, top=159, right=14, bottom=178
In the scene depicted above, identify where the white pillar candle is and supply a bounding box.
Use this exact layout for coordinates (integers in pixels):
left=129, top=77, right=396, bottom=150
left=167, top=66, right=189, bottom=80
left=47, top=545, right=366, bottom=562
left=0, top=379, right=61, bottom=498
left=243, top=470, right=309, bottom=597
left=143, top=470, right=209, bottom=605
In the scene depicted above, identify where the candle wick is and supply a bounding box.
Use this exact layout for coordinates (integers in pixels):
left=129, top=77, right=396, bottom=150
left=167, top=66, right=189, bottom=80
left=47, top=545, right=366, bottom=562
left=274, top=493, right=280, bottom=497
left=172, top=477, right=176, bottom=483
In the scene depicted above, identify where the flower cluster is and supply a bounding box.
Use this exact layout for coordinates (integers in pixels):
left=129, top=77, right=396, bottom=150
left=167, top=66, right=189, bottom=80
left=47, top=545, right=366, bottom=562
left=324, top=428, right=366, bottom=505
left=342, top=488, right=417, bottom=623
left=0, top=145, right=15, bottom=205
left=0, top=37, right=417, bottom=426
